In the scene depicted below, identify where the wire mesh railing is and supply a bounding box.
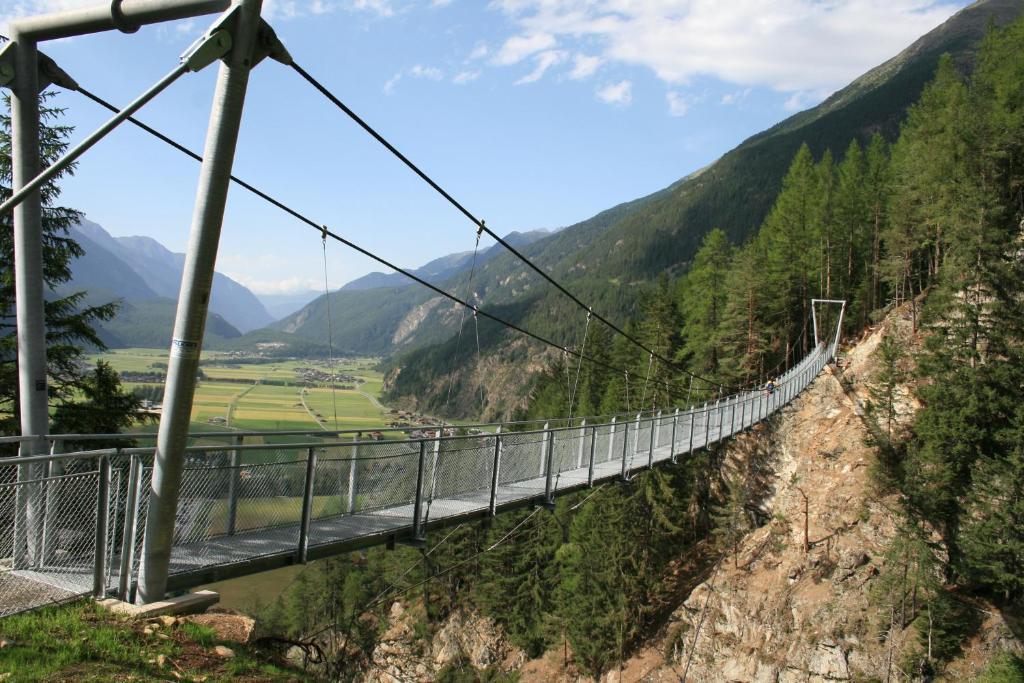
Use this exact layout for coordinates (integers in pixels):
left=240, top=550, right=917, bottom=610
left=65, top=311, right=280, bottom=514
left=0, top=337, right=836, bottom=617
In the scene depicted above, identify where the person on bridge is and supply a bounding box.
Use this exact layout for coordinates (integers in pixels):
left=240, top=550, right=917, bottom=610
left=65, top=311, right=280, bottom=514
left=765, top=379, right=775, bottom=396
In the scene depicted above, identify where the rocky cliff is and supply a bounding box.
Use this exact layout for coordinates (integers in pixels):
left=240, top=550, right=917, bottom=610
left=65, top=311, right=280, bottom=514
left=360, top=309, right=1022, bottom=682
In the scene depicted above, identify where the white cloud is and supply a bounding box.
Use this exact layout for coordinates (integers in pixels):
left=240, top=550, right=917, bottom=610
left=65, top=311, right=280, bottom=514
left=494, top=31, right=556, bottom=65
left=720, top=88, right=751, bottom=106
left=666, top=91, right=689, bottom=116
left=489, top=0, right=964, bottom=99
left=409, top=64, right=443, bottom=80
left=568, top=53, right=602, bottom=80
left=384, top=63, right=444, bottom=93
left=232, top=275, right=323, bottom=296
left=349, top=0, right=394, bottom=17
left=516, top=49, right=567, bottom=84
left=453, top=69, right=481, bottom=84
left=596, top=79, right=631, bottom=106
left=468, top=41, right=489, bottom=60
left=383, top=72, right=403, bottom=95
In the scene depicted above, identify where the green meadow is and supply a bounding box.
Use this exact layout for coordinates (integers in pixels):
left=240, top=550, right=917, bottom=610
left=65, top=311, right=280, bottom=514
left=93, top=348, right=389, bottom=436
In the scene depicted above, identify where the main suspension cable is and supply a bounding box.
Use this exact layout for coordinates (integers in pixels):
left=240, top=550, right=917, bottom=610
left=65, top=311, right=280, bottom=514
left=288, top=60, right=740, bottom=395
left=67, top=86, right=706, bottom=406
left=0, top=62, right=190, bottom=218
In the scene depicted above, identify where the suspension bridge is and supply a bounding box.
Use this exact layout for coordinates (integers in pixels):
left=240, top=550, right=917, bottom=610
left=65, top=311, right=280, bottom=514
left=0, top=0, right=846, bottom=618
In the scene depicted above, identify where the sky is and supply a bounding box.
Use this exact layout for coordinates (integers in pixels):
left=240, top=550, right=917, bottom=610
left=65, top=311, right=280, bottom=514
left=2, top=0, right=971, bottom=297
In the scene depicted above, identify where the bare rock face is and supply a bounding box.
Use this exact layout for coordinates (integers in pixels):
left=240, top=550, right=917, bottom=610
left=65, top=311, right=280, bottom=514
left=361, top=312, right=1020, bottom=682
left=627, top=314, right=1020, bottom=682
left=365, top=603, right=431, bottom=683
left=653, top=355, right=901, bottom=682
left=364, top=602, right=523, bottom=682
left=431, top=610, right=521, bottom=670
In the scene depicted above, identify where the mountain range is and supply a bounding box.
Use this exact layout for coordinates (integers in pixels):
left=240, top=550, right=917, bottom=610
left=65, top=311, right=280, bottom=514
left=263, top=0, right=1023, bottom=419
left=63, top=220, right=272, bottom=348
left=65, top=0, right=1023, bottom=417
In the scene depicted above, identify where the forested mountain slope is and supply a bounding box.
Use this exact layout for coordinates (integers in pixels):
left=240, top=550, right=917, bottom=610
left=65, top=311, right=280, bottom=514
left=270, top=193, right=666, bottom=355
left=378, top=0, right=1024, bottom=419
left=248, top=11, right=1024, bottom=679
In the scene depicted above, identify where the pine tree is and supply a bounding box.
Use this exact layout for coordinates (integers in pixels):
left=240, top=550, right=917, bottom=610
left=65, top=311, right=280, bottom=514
left=882, top=56, right=967, bottom=329
left=865, top=332, right=906, bottom=442
left=474, top=509, right=562, bottom=656
left=678, top=228, right=732, bottom=378
left=960, top=442, right=1024, bottom=602
left=574, top=324, right=613, bottom=418
left=599, top=330, right=640, bottom=415
left=716, top=239, right=772, bottom=385
left=711, top=474, right=748, bottom=569
left=815, top=148, right=838, bottom=299
left=850, top=134, right=890, bottom=326
left=759, top=143, right=820, bottom=362
left=51, top=361, right=149, bottom=448
left=0, top=94, right=119, bottom=443
left=635, top=275, right=681, bottom=411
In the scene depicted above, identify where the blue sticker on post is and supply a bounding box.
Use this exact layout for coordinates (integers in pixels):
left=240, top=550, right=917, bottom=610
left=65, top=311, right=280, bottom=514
left=170, top=338, right=199, bottom=360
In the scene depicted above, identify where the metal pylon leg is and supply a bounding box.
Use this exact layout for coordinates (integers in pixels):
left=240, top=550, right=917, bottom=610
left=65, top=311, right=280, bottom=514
left=137, top=0, right=267, bottom=604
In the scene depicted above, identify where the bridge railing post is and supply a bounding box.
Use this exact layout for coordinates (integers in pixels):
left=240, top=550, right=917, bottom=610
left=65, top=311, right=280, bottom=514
left=347, top=432, right=360, bottom=515
left=715, top=399, right=724, bottom=445
left=647, top=414, right=656, bottom=468
left=670, top=408, right=679, bottom=463
left=297, top=447, right=317, bottom=564
left=608, top=417, right=617, bottom=464
left=488, top=428, right=502, bottom=516
left=587, top=425, right=597, bottom=486
left=654, top=411, right=662, bottom=450
left=40, top=438, right=63, bottom=565
left=225, top=434, right=242, bottom=536
left=543, top=425, right=555, bottom=505
left=620, top=419, right=630, bottom=480
left=93, top=453, right=111, bottom=599
left=430, top=431, right=442, bottom=502
left=729, top=396, right=738, bottom=436
left=632, top=413, right=641, bottom=468
left=117, top=454, right=143, bottom=600
left=688, top=406, right=696, bottom=455
left=576, top=419, right=586, bottom=469
left=702, top=402, right=710, bottom=450
left=411, top=440, right=428, bottom=540
left=538, top=422, right=549, bottom=479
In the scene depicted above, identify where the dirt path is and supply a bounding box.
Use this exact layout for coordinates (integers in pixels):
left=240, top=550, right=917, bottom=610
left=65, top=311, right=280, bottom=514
left=299, top=388, right=329, bottom=431
left=225, top=383, right=257, bottom=428
left=357, top=388, right=385, bottom=411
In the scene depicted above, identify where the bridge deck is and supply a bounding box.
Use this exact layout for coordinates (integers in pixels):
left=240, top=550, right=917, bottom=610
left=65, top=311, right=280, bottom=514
left=2, top=343, right=829, bottom=616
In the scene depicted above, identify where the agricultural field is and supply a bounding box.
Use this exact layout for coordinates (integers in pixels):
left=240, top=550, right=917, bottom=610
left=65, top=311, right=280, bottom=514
left=91, top=348, right=391, bottom=437
left=84, top=350, right=442, bottom=609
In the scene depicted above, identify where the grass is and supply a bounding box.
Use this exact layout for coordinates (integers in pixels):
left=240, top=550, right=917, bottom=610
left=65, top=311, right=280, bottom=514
left=302, top=387, right=388, bottom=432
left=231, top=384, right=317, bottom=431
left=0, top=602, right=307, bottom=682
left=102, top=348, right=389, bottom=434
